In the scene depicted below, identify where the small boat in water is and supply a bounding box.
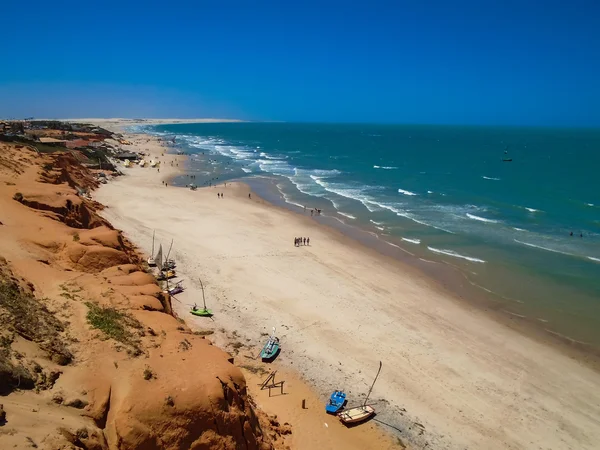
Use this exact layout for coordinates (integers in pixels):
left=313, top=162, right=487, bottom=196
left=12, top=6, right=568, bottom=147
left=338, top=361, right=382, bottom=426
left=502, top=145, right=512, bottom=162
left=260, top=327, right=280, bottom=362
left=326, top=390, right=347, bottom=414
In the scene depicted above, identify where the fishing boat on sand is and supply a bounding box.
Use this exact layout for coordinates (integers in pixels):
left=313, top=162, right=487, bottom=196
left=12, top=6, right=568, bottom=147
left=167, top=280, right=184, bottom=296
left=326, top=390, right=347, bottom=414
left=157, top=269, right=176, bottom=280
left=260, top=327, right=280, bottom=362
left=189, top=278, right=213, bottom=317
left=338, top=361, right=382, bottom=425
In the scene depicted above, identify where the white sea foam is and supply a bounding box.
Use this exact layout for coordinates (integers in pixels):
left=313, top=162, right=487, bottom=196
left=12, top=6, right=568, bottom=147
left=386, top=242, right=401, bottom=248
left=338, top=211, right=357, bottom=220
left=524, top=207, right=541, bottom=213
left=241, top=167, right=252, bottom=173
left=369, top=220, right=384, bottom=226
left=466, top=213, right=498, bottom=223
left=513, top=227, right=527, bottom=232
left=588, top=256, right=600, bottom=263
left=513, top=239, right=574, bottom=256
left=427, top=247, right=485, bottom=263
left=427, top=190, right=434, bottom=194
left=259, top=152, right=281, bottom=160
left=402, top=238, right=421, bottom=244
left=375, top=226, right=385, bottom=231
left=482, top=176, right=501, bottom=181
left=373, top=165, right=398, bottom=170
left=587, top=203, right=595, bottom=207
left=398, top=188, right=418, bottom=196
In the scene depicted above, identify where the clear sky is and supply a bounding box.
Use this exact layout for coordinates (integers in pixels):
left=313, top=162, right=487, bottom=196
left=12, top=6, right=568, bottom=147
left=1, top=0, right=599, bottom=126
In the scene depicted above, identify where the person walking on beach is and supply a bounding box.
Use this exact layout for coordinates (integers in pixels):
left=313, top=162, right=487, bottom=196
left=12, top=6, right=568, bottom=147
left=249, top=193, right=251, bottom=199
left=303, top=237, right=306, bottom=246
left=221, top=193, right=224, bottom=198
left=294, top=237, right=297, bottom=247
left=307, top=237, right=310, bottom=246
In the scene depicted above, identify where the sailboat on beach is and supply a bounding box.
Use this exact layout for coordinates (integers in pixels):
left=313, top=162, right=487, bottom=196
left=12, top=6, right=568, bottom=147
left=190, top=278, right=213, bottom=317
left=147, top=231, right=156, bottom=267
left=338, top=361, right=382, bottom=425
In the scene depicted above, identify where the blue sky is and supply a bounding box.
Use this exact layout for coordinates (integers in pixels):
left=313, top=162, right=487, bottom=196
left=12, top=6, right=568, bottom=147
left=1, top=0, right=599, bottom=126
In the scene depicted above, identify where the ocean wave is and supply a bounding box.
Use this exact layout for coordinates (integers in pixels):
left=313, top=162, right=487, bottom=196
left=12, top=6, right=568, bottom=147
left=427, top=247, right=485, bottom=263
left=259, top=152, right=282, bottom=160
left=373, top=165, right=398, bottom=170
left=524, top=207, right=541, bottom=213
left=513, top=239, right=575, bottom=256
left=402, top=238, right=421, bottom=244
left=427, top=190, right=434, bottom=194
left=241, top=167, right=252, bottom=173
left=482, top=176, right=501, bottom=181
left=586, top=256, right=600, bottom=263
left=398, top=188, right=418, bottom=196
left=369, top=219, right=384, bottom=226
left=466, top=213, right=498, bottom=223
left=513, top=227, right=527, bottom=232
left=587, top=203, right=595, bottom=207
left=338, top=211, right=357, bottom=220
left=375, top=226, right=385, bottom=231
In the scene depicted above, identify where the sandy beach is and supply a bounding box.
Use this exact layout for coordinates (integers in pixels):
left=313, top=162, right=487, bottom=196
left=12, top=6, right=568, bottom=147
left=95, top=126, right=600, bottom=449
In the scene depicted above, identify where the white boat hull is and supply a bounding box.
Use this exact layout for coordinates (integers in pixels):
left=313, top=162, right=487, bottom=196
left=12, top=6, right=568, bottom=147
left=338, top=405, right=375, bottom=424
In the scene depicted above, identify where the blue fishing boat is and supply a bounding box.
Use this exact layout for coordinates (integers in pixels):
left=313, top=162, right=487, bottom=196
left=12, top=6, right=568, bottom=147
left=260, top=328, right=280, bottom=362
left=326, top=390, right=346, bottom=414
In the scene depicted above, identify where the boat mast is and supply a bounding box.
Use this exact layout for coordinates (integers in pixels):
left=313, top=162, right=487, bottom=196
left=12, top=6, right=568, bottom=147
left=165, top=239, right=174, bottom=262
left=198, top=277, right=207, bottom=310
left=363, top=361, right=383, bottom=406
left=151, top=230, right=155, bottom=257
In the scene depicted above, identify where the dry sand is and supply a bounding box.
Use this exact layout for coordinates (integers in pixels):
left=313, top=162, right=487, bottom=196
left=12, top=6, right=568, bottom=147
left=95, top=126, right=600, bottom=450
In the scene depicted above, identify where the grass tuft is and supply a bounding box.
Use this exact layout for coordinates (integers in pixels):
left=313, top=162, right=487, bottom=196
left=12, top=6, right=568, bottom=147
left=85, top=302, right=142, bottom=350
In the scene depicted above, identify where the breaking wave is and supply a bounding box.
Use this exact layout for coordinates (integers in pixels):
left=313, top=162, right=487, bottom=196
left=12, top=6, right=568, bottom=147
left=338, top=211, right=357, bottom=220
left=398, top=188, right=418, bottom=196
left=466, top=213, right=498, bottom=223
left=427, top=247, right=485, bottom=263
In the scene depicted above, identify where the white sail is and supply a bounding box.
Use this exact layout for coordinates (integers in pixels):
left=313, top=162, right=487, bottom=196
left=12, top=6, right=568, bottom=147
left=155, top=244, right=163, bottom=271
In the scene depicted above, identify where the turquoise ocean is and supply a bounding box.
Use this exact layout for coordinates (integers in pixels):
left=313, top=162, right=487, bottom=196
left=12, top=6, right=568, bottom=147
left=138, top=123, right=600, bottom=349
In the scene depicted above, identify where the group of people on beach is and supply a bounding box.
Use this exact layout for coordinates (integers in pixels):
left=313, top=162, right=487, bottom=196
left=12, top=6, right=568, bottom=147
left=294, top=237, right=310, bottom=246
left=217, top=192, right=224, bottom=198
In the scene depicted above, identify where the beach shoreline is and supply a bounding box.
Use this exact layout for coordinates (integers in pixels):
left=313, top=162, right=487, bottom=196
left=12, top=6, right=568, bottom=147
left=95, top=122, right=600, bottom=449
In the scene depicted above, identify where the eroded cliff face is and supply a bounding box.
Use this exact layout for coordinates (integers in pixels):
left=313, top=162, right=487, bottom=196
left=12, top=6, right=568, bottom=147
left=0, top=142, right=284, bottom=449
